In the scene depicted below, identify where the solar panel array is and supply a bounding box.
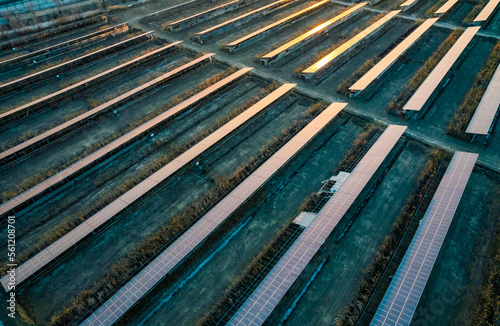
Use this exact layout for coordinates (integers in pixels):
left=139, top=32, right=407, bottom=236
left=261, top=3, right=367, bottom=65
left=0, top=69, right=260, bottom=290
left=370, top=151, right=478, bottom=326
left=466, top=62, right=500, bottom=135
left=0, top=53, right=214, bottom=165
left=350, top=18, right=438, bottom=94
left=302, top=10, right=400, bottom=78
left=0, top=23, right=129, bottom=70
left=195, top=0, right=294, bottom=43
left=403, top=27, right=480, bottom=111
left=0, top=41, right=183, bottom=125
left=399, top=0, right=418, bottom=10
left=0, top=31, right=154, bottom=95
left=167, top=0, right=248, bottom=31
left=229, top=125, right=407, bottom=326
left=435, top=0, right=459, bottom=14
left=81, top=102, right=346, bottom=326
left=473, top=0, right=500, bottom=22
left=0, top=67, right=251, bottom=219
left=225, top=0, right=331, bottom=52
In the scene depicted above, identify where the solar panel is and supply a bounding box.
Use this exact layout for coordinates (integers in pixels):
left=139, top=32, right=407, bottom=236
left=0, top=53, right=215, bottom=164
left=0, top=68, right=251, bottom=219
left=302, top=10, right=400, bottom=79
left=370, top=151, right=478, bottom=326
left=0, top=81, right=294, bottom=291
left=0, top=42, right=183, bottom=124
left=167, top=0, right=248, bottom=31
left=0, top=23, right=129, bottom=69
left=400, top=0, right=418, bottom=9
left=229, top=125, right=407, bottom=326
left=261, top=3, right=367, bottom=65
left=80, top=102, right=346, bottom=326
left=403, top=27, right=480, bottom=111
left=225, top=0, right=331, bottom=51
left=195, top=0, right=293, bottom=43
left=0, top=31, right=154, bottom=93
left=473, top=0, right=500, bottom=22
left=350, top=18, right=438, bottom=94
left=435, top=0, right=460, bottom=14
left=466, top=62, right=500, bottom=135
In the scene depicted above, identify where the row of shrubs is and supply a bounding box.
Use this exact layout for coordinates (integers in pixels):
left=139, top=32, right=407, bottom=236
left=201, top=223, right=304, bottom=325
left=0, top=67, right=236, bottom=205
left=47, top=100, right=329, bottom=325
left=336, top=148, right=447, bottom=325
left=293, top=12, right=387, bottom=75
left=0, top=68, right=247, bottom=277
left=469, top=187, right=500, bottom=326
left=386, top=29, right=462, bottom=116
left=446, top=40, right=500, bottom=140
left=337, top=23, right=421, bottom=95
left=335, top=123, right=382, bottom=173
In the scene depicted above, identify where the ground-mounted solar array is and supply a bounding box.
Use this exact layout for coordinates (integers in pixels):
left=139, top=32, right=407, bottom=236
left=0, top=0, right=499, bottom=325
left=370, top=151, right=478, bottom=326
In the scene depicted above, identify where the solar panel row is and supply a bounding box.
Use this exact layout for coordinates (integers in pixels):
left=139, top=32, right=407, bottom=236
left=473, top=0, right=500, bottom=22
left=145, top=0, right=197, bottom=22
left=403, top=26, right=480, bottom=112
left=229, top=125, right=407, bottom=326
left=435, top=0, right=459, bottom=15
left=0, top=31, right=154, bottom=96
left=167, top=0, right=251, bottom=31
left=370, top=151, right=478, bottom=326
left=301, top=10, right=400, bottom=80
left=0, top=23, right=129, bottom=70
left=466, top=62, right=500, bottom=135
left=195, top=0, right=295, bottom=43
left=260, top=3, right=367, bottom=65
left=399, top=0, right=418, bottom=11
left=80, top=102, right=346, bottom=326
left=0, top=81, right=293, bottom=292
left=0, top=68, right=251, bottom=220
left=349, top=18, right=438, bottom=95
left=0, top=53, right=214, bottom=166
left=225, top=0, right=332, bottom=52
left=0, top=41, right=183, bottom=125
